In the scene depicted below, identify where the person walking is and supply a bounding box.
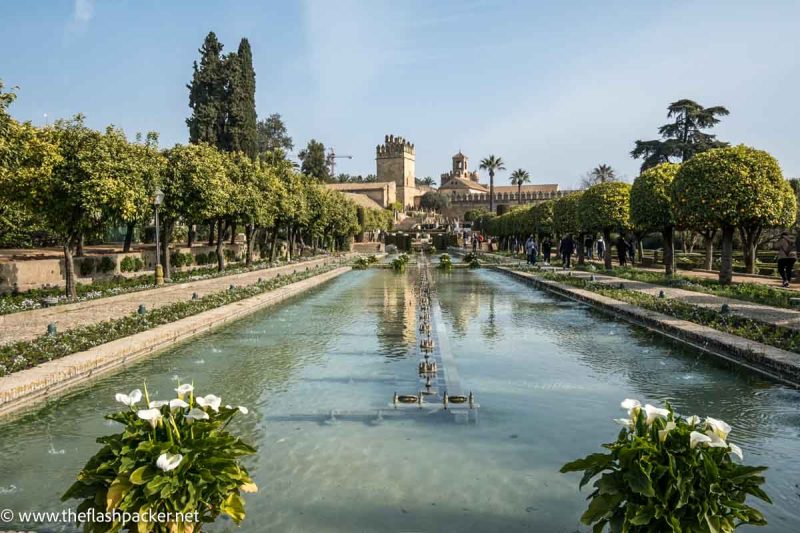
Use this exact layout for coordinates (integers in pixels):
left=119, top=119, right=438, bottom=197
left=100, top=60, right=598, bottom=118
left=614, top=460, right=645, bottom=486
left=596, top=236, right=605, bottom=262
left=616, top=234, right=628, bottom=267
left=777, top=231, right=796, bottom=287
left=542, top=237, right=552, bottom=265
left=524, top=235, right=534, bottom=264
left=560, top=234, right=575, bottom=269
left=584, top=235, right=594, bottom=260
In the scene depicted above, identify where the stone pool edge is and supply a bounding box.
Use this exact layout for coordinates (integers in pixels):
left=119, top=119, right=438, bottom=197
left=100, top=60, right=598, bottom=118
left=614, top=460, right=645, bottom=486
left=492, top=266, right=800, bottom=388
left=0, top=266, right=352, bottom=419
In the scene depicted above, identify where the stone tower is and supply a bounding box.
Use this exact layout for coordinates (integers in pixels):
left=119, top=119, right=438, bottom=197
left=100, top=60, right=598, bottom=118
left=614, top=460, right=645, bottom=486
left=376, top=134, right=419, bottom=207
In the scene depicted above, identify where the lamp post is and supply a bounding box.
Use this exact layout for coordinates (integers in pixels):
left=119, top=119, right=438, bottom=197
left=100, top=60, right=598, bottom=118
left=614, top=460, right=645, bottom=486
left=153, top=189, right=165, bottom=286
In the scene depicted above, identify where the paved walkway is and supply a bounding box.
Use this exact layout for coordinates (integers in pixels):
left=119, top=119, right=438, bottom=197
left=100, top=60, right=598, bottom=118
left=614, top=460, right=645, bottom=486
left=0, top=255, right=347, bottom=346
left=527, top=266, right=800, bottom=331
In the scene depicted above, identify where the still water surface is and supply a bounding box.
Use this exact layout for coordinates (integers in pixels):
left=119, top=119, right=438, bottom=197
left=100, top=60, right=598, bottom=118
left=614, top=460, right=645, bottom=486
left=0, top=268, right=798, bottom=532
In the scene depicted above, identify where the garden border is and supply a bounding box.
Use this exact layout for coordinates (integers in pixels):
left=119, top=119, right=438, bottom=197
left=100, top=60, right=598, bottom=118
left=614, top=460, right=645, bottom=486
left=0, top=266, right=351, bottom=419
left=491, top=266, right=800, bottom=388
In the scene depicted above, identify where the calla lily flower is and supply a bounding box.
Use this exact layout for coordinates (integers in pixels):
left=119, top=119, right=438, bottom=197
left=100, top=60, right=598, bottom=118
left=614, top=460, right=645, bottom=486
left=728, top=443, right=744, bottom=460
left=174, top=384, right=194, bottom=400
left=620, top=399, right=641, bottom=412
left=644, top=404, right=670, bottom=425
left=685, top=415, right=701, bottom=426
left=704, top=430, right=728, bottom=448
left=658, top=421, right=676, bottom=443
left=169, top=399, right=189, bottom=411
left=156, top=452, right=183, bottom=472
left=185, top=408, right=209, bottom=423
left=705, top=417, right=731, bottom=441
left=115, top=389, right=142, bottom=406
left=226, top=404, right=249, bottom=414
left=196, top=394, right=222, bottom=412
left=148, top=400, right=168, bottom=409
left=690, top=431, right=712, bottom=448
left=137, top=408, right=163, bottom=428
left=614, top=418, right=633, bottom=428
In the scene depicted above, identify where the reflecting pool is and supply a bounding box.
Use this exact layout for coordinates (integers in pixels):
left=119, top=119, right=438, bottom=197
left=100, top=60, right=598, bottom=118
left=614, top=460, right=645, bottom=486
left=0, top=268, right=798, bottom=532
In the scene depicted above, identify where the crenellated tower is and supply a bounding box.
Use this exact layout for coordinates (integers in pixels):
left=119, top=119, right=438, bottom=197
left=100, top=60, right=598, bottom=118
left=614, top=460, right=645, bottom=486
left=376, top=134, right=418, bottom=207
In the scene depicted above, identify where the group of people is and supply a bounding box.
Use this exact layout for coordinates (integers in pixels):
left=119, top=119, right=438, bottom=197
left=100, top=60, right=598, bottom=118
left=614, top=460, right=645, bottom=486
left=522, top=234, right=635, bottom=269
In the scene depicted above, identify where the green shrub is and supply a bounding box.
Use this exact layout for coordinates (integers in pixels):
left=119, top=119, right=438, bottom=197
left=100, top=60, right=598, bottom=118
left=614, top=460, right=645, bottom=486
left=79, top=257, right=96, bottom=277
left=98, top=256, right=116, bottom=274
left=194, top=252, right=208, bottom=265
left=224, top=249, right=236, bottom=263
left=468, top=258, right=481, bottom=269
left=133, top=257, right=144, bottom=272
left=120, top=256, right=136, bottom=273
left=391, top=258, right=407, bottom=272
left=562, top=399, right=769, bottom=531
left=353, top=257, right=370, bottom=270
left=63, top=383, right=257, bottom=531
left=438, top=253, right=453, bottom=271
left=170, top=252, right=194, bottom=268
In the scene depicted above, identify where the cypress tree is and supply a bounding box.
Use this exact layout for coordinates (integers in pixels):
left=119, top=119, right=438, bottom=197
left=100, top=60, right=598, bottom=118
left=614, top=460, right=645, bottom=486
left=225, top=38, right=258, bottom=159
left=186, top=32, right=226, bottom=149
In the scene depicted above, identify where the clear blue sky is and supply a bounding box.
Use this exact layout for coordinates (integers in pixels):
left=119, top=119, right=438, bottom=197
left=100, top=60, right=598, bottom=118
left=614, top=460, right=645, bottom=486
left=3, top=0, right=800, bottom=188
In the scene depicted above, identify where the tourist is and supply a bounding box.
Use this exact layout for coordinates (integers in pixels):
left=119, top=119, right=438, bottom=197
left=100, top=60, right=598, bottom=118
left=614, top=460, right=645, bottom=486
left=596, top=236, right=605, bottom=261
left=472, top=236, right=478, bottom=252
left=776, top=231, right=796, bottom=287
left=616, top=235, right=628, bottom=267
left=584, top=235, right=594, bottom=259
left=627, top=238, right=635, bottom=264
left=560, top=233, right=575, bottom=269
left=542, top=237, right=552, bottom=265
left=524, top=235, right=534, bottom=264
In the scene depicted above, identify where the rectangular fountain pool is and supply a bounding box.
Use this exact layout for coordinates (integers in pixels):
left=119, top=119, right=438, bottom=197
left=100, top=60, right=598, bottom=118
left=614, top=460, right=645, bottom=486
left=0, top=267, right=798, bottom=532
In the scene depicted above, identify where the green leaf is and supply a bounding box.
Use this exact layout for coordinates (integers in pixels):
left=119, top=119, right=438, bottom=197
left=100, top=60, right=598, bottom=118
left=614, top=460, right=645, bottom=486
left=129, top=466, right=155, bottom=486
left=560, top=453, right=613, bottom=473
left=221, top=492, right=246, bottom=524
left=581, top=493, right=623, bottom=525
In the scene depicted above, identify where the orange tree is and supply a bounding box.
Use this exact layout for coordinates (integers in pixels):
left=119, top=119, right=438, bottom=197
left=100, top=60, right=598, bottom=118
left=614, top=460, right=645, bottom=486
left=577, top=183, right=630, bottom=269
left=672, top=145, right=795, bottom=284
left=631, top=163, right=680, bottom=276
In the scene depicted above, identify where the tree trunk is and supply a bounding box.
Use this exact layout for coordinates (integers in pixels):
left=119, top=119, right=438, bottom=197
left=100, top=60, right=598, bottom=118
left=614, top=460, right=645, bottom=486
left=489, top=171, right=495, bottom=213
left=216, top=219, right=226, bottom=272
left=577, top=232, right=585, bottom=266
left=603, top=229, right=612, bottom=270
left=123, top=223, right=135, bottom=253
left=76, top=233, right=85, bottom=257
left=720, top=224, right=735, bottom=285
left=702, top=229, right=716, bottom=270
left=270, top=229, right=279, bottom=262
left=161, top=221, right=172, bottom=279
left=245, top=223, right=254, bottom=267
left=739, top=226, right=761, bottom=274
left=230, top=223, right=237, bottom=245
left=188, top=225, right=195, bottom=248
left=663, top=225, right=675, bottom=277
left=63, top=237, right=77, bottom=300
left=288, top=226, right=294, bottom=260
left=208, top=221, right=215, bottom=246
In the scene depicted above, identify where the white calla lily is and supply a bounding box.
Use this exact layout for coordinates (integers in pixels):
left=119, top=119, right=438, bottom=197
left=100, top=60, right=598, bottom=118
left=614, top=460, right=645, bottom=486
left=620, top=399, right=641, bottom=412
left=658, top=421, right=677, bottom=443
left=644, top=404, right=670, bottom=425
left=614, top=418, right=633, bottom=428
left=226, top=404, right=249, bottom=414
left=704, top=430, right=729, bottom=448
left=169, top=399, right=189, bottom=411
left=137, top=408, right=163, bottom=428
left=196, top=394, right=222, bottom=412
left=174, top=384, right=194, bottom=400
left=156, top=452, right=183, bottom=472
left=705, top=417, right=731, bottom=441
left=685, top=415, right=701, bottom=427
left=185, top=408, right=210, bottom=424
left=148, top=400, right=168, bottom=409
left=114, top=389, right=142, bottom=406
left=690, top=431, right=712, bottom=448
left=728, top=443, right=744, bottom=460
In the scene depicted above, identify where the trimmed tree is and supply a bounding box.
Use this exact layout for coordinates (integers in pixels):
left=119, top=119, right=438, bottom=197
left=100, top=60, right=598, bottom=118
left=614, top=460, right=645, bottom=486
left=672, top=145, right=796, bottom=284
left=630, top=163, right=680, bottom=276
left=553, top=192, right=584, bottom=263
left=419, top=191, right=450, bottom=211
left=578, top=182, right=631, bottom=270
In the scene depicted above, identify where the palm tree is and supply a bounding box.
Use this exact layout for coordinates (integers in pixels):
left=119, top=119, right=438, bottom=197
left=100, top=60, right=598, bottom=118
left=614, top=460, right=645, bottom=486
left=581, top=164, right=617, bottom=188
left=479, top=155, right=505, bottom=212
left=416, top=176, right=435, bottom=187
left=509, top=169, right=531, bottom=204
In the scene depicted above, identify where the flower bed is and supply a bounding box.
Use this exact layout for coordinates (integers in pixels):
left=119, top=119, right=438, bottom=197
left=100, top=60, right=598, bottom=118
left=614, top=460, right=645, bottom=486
left=0, top=254, right=331, bottom=316
left=0, top=264, right=339, bottom=376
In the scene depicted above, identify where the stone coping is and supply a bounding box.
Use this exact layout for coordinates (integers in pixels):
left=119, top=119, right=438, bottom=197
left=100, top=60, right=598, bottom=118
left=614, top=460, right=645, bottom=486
left=0, top=267, right=351, bottom=419
left=493, top=267, right=800, bottom=388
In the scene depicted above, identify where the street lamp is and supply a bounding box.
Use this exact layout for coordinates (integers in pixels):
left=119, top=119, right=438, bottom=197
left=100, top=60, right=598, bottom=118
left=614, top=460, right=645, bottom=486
left=153, top=189, right=165, bottom=286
